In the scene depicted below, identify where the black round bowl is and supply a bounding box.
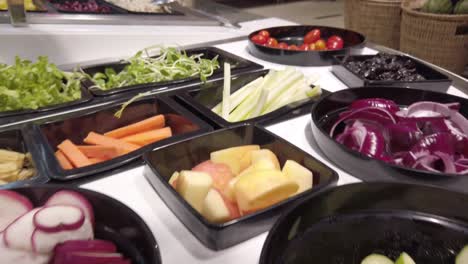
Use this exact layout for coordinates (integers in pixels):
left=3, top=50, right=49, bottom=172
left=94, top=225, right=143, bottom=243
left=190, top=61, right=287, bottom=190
left=260, top=182, right=468, bottom=264
left=247, top=25, right=366, bottom=66
left=9, top=185, right=161, bottom=264
left=310, top=87, right=468, bottom=193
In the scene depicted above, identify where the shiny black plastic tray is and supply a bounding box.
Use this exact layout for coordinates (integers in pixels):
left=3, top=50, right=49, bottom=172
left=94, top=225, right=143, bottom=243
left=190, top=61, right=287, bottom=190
left=176, top=69, right=329, bottom=128
left=0, top=128, right=49, bottom=189
left=32, top=95, right=212, bottom=181
left=332, top=54, right=452, bottom=92
left=81, top=47, right=263, bottom=97
left=143, top=124, right=338, bottom=250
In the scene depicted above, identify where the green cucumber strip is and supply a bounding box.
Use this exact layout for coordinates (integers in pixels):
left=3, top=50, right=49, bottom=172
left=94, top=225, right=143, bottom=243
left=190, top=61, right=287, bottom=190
left=221, top=63, right=231, bottom=119
left=211, top=76, right=263, bottom=114
left=360, top=254, right=393, bottom=264
left=456, top=245, right=468, bottom=264
left=395, top=252, right=415, bottom=264
left=247, top=88, right=269, bottom=119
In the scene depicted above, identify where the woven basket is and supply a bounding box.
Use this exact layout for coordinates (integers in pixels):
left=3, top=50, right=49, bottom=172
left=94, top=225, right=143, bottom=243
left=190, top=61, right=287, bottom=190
left=400, top=5, right=468, bottom=74
left=344, top=0, right=402, bottom=49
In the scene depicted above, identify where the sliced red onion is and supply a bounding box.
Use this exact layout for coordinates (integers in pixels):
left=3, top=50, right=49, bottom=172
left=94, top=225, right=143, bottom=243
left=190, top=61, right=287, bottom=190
left=413, top=155, right=440, bottom=173
left=350, top=98, right=399, bottom=114
left=433, top=151, right=456, bottom=174
left=445, top=102, right=460, bottom=111
left=410, top=132, right=455, bottom=156
left=406, top=101, right=453, bottom=118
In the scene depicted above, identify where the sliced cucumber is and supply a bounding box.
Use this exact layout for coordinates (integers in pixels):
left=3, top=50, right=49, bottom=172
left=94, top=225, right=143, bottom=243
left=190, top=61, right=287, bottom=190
left=361, top=254, right=393, bottom=264
left=456, top=245, right=468, bottom=264
left=395, top=252, right=415, bottom=264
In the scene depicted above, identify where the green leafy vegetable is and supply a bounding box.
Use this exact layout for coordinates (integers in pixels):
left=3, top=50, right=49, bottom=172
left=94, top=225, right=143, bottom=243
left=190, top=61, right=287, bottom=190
left=88, top=46, right=220, bottom=91
left=0, top=56, right=83, bottom=112
left=114, top=91, right=152, bottom=118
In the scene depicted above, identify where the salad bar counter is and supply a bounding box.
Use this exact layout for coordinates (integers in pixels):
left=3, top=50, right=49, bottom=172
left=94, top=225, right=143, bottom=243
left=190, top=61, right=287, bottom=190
left=1, top=16, right=468, bottom=264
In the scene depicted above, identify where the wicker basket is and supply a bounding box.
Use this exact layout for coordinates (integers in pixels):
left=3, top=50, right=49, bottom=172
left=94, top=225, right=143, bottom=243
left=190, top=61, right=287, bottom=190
left=344, top=0, right=402, bottom=49
left=400, top=5, right=468, bottom=74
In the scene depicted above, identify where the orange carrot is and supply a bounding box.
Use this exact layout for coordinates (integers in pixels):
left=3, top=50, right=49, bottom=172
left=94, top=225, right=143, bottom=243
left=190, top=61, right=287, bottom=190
left=104, top=115, right=165, bottom=139
left=89, top=157, right=106, bottom=165
left=121, top=127, right=172, bottom=146
left=77, top=145, right=119, bottom=160
left=57, top=140, right=92, bottom=168
left=55, top=150, right=74, bottom=170
left=84, top=132, right=140, bottom=154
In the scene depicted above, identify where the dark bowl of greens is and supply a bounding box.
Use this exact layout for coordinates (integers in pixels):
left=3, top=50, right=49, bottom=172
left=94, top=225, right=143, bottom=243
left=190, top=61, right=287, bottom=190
left=81, top=46, right=263, bottom=97
left=0, top=56, right=92, bottom=118
left=260, top=182, right=468, bottom=264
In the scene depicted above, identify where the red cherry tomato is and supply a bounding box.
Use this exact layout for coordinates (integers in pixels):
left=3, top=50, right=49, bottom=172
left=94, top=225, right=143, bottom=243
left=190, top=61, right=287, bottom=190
left=251, top=34, right=267, bottom=45
left=303, top=29, right=321, bottom=44
left=266, top=37, right=278, bottom=47
left=326, top=35, right=344, bottom=50
left=309, top=43, right=316, bottom=50
left=258, top=30, right=270, bottom=38
left=287, top=45, right=299, bottom=51
left=299, top=44, right=310, bottom=51
left=314, top=39, right=327, bottom=50
left=277, top=42, right=288, bottom=49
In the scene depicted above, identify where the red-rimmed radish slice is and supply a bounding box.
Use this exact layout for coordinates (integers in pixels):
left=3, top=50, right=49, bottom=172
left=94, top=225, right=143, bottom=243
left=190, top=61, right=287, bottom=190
left=54, top=251, right=123, bottom=264
left=32, top=218, right=93, bottom=253
left=0, top=190, right=33, bottom=232
left=3, top=208, right=41, bottom=250
left=54, top=239, right=117, bottom=254
left=0, top=233, right=51, bottom=264
left=33, top=205, right=85, bottom=233
left=45, top=191, right=94, bottom=225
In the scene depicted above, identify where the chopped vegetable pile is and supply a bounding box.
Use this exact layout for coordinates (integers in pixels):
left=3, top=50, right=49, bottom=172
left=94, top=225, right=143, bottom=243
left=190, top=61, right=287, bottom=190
left=0, top=149, right=35, bottom=185
left=212, top=64, right=321, bottom=122
left=0, top=56, right=83, bottom=112
left=104, top=0, right=164, bottom=13
left=55, top=114, right=172, bottom=170
left=331, top=98, right=468, bottom=175
left=0, top=0, right=40, bottom=11
left=87, top=47, right=220, bottom=91
left=52, top=0, right=112, bottom=13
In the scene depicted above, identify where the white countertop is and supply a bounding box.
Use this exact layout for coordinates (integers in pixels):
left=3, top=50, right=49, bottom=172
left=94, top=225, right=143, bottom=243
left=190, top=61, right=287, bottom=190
left=79, top=25, right=468, bottom=263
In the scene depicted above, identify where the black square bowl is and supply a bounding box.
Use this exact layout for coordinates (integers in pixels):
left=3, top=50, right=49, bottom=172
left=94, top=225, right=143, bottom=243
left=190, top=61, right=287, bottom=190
left=247, top=25, right=366, bottom=66
left=311, top=87, right=468, bottom=193
left=176, top=69, right=329, bottom=128
left=48, top=0, right=128, bottom=14
left=143, top=124, right=339, bottom=250
left=0, top=128, right=48, bottom=189
left=81, top=47, right=263, bottom=97
left=10, top=185, right=161, bottom=264
left=332, top=54, right=452, bottom=92
left=33, top=95, right=212, bottom=181
left=0, top=83, right=93, bottom=119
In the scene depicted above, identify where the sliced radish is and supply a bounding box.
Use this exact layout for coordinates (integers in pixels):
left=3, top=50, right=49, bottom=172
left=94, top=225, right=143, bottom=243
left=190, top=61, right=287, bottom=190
left=0, top=232, right=51, bottom=264
left=3, top=208, right=41, bottom=250
left=45, top=191, right=95, bottom=226
left=54, top=239, right=117, bottom=254
left=0, top=190, right=33, bottom=232
left=33, top=205, right=85, bottom=233
left=32, top=218, right=93, bottom=253
left=54, top=251, right=123, bottom=264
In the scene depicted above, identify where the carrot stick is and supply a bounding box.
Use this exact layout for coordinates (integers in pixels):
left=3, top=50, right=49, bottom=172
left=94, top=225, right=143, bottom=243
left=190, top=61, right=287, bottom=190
left=77, top=145, right=119, bottom=160
left=57, top=140, right=92, bottom=168
left=121, top=127, right=172, bottom=146
left=84, top=132, right=140, bottom=154
left=55, top=150, right=74, bottom=170
left=89, top=157, right=106, bottom=165
left=104, top=115, right=165, bottom=139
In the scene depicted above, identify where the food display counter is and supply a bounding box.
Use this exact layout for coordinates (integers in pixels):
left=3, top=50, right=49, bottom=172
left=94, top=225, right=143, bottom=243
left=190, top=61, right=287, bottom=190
left=1, top=11, right=468, bottom=264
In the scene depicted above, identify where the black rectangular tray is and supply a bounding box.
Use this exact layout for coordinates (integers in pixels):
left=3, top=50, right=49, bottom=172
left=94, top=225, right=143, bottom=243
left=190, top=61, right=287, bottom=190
left=0, top=127, right=49, bottom=189
left=100, top=0, right=182, bottom=15
left=0, top=82, right=93, bottom=119
left=143, top=124, right=339, bottom=250
left=81, top=47, right=264, bottom=97
left=32, top=95, right=212, bottom=181
left=176, top=69, right=330, bottom=129
left=332, top=54, right=452, bottom=92
left=47, top=0, right=127, bottom=14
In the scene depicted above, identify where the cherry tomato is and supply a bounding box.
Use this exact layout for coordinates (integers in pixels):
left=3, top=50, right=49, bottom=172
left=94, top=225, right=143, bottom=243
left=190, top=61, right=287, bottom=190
left=266, top=37, right=278, bottom=47
left=315, top=39, right=327, bottom=50
left=309, top=43, right=316, bottom=50
left=303, top=29, right=321, bottom=44
left=299, top=44, right=310, bottom=51
left=326, top=35, right=344, bottom=50
left=287, top=45, right=299, bottom=51
left=277, top=42, right=288, bottom=49
left=251, top=34, right=267, bottom=45
left=258, top=30, right=270, bottom=38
